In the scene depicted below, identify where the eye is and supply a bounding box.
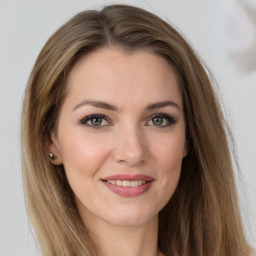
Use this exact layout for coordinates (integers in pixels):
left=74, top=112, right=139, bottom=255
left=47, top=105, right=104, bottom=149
left=147, top=114, right=176, bottom=127
left=79, top=114, right=111, bottom=129
left=152, top=116, right=165, bottom=126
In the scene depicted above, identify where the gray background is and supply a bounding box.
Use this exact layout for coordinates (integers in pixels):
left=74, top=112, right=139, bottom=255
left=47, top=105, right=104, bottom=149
left=0, top=0, right=255, bottom=255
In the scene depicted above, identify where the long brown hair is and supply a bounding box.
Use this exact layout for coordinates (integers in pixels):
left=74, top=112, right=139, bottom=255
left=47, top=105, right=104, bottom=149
left=21, top=4, right=251, bottom=256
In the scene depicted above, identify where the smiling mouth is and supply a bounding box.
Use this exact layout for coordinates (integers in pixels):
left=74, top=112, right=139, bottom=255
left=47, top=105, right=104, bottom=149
left=101, top=174, right=154, bottom=197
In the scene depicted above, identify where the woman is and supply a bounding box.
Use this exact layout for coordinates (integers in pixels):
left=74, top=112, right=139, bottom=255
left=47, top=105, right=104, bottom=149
left=21, top=4, right=254, bottom=256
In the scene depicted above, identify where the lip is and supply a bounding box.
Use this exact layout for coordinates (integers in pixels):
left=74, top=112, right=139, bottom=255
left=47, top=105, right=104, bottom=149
left=102, top=174, right=154, bottom=181
left=101, top=174, right=155, bottom=197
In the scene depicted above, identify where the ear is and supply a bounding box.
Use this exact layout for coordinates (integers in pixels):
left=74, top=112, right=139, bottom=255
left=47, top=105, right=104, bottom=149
left=46, top=132, right=63, bottom=165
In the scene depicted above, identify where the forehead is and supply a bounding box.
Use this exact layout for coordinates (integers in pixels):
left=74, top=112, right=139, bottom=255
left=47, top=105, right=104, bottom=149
left=65, top=48, right=182, bottom=109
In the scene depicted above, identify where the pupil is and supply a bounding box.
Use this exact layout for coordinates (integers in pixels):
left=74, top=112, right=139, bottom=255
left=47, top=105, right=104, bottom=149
left=92, top=117, right=102, bottom=126
left=153, top=117, right=163, bottom=126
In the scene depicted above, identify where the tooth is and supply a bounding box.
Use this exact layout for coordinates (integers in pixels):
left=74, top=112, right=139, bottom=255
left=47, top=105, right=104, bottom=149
left=116, top=180, right=122, bottom=186
left=122, top=181, right=131, bottom=187
left=107, top=180, right=147, bottom=187
left=131, top=181, right=139, bottom=187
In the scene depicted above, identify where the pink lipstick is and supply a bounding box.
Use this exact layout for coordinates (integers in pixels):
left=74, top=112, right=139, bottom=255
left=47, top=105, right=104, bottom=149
left=101, top=174, right=154, bottom=197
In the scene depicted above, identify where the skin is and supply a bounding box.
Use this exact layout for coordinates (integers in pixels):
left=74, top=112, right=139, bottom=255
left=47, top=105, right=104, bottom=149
left=49, top=48, right=187, bottom=256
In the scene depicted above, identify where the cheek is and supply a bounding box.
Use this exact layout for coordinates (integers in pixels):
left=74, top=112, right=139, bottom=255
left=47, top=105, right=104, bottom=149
left=157, top=146, right=183, bottom=192
left=58, top=131, right=110, bottom=179
left=152, top=132, right=185, bottom=202
left=58, top=133, right=112, bottom=208
left=154, top=133, right=186, bottom=172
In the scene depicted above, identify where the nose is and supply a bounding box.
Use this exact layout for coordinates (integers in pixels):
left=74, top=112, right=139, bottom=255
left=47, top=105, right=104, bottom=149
left=112, top=125, right=148, bottom=167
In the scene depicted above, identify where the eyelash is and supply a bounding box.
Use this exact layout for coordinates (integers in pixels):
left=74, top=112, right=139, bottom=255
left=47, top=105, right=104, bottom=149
left=79, top=114, right=112, bottom=129
left=147, top=113, right=177, bottom=127
left=79, top=113, right=177, bottom=129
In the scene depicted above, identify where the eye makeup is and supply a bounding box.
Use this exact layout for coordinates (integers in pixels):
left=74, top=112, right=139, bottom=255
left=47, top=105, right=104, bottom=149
left=79, top=114, right=112, bottom=129
left=146, top=113, right=177, bottom=128
left=78, top=112, right=177, bottom=130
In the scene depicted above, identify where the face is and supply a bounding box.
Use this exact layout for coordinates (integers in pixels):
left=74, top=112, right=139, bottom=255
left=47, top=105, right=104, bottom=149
left=49, top=48, right=187, bottom=228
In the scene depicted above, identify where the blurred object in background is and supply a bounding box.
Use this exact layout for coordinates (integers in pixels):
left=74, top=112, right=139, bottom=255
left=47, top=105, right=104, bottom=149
left=217, top=0, right=256, bottom=72
left=240, top=0, right=256, bottom=10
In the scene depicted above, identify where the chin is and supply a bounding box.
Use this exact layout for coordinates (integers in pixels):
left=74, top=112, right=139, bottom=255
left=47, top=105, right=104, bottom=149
left=102, top=205, right=158, bottom=227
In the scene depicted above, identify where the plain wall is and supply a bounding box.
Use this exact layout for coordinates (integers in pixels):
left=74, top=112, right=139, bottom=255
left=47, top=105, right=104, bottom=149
left=0, top=0, right=255, bottom=255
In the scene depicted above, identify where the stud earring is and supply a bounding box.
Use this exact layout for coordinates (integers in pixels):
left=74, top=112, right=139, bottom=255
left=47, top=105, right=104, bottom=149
left=49, top=153, right=56, bottom=160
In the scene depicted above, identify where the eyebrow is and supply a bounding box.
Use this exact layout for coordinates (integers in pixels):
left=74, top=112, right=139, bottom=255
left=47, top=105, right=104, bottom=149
left=73, top=100, right=181, bottom=112
left=73, top=100, right=118, bottom=112
left=146, top=101, right=181, bottom=111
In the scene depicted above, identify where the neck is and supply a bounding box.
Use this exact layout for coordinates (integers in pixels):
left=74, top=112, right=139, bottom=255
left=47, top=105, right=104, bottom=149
left=85, top=216, right=161, bottom=256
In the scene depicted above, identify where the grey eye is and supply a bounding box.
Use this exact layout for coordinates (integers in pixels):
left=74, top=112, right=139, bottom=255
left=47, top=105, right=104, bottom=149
left=90, top=117, right=103, bottom=126
left=147, top=114, right=176, bottom=127
left=79, top=114, right=110, bottom=129
left=152, top=117, right=164, bottom=126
